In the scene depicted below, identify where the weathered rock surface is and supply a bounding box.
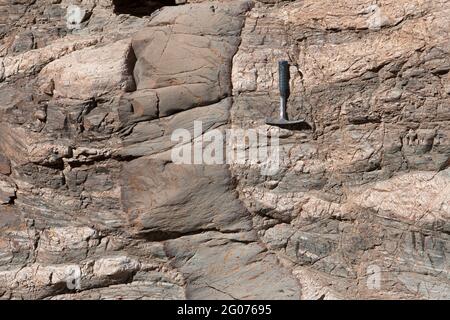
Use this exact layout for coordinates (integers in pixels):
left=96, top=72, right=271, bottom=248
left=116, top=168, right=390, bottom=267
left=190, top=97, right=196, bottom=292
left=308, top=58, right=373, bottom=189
left=231, top=0, right=450, bottom=299
left=0, top=0, right=448, bottom=300
left=38, top=38, right=136, bottom=99
left=165, top=231, right=301, bottom=299
left=129, top=0, right=250, bottom=117
left=121, top=160, right=252, bottom=237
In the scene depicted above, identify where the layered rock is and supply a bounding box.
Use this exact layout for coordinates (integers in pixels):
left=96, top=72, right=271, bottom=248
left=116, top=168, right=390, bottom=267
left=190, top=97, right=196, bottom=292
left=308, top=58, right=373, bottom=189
left=0, top=0, right=448, bottom=300
left=231, top=0, right=450, bottom=299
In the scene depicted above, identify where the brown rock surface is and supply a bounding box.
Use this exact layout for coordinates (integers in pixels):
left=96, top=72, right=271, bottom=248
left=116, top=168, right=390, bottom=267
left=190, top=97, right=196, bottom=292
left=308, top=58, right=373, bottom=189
left=0, top=0, right=448, bottom=299
left=231, top=0, right=450, bottom=299
left=0, top=154, right=10, bottom=175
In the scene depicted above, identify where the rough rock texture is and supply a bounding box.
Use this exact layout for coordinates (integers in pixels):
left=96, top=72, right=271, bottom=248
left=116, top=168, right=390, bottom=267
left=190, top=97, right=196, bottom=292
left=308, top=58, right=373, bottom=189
left=231, top=0, right=450, bottom=299
left=0, top=0, right=449, bottom=299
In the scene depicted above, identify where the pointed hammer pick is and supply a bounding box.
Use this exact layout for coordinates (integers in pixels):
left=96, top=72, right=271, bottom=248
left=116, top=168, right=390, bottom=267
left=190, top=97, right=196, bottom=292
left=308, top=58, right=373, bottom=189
left=265, top=60, right=307, bottom=126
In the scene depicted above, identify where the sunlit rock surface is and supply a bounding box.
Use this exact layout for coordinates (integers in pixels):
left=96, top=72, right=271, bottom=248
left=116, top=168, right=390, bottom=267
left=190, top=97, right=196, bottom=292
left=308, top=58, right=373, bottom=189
left=0, top=0, right=448, bottom=299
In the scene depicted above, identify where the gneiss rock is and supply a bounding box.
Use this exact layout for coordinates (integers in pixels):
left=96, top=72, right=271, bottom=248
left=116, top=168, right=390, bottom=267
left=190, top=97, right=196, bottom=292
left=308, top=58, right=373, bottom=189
left=38, top=39, right=136, bottom=100
left=121, top=159, right=252, bottom=237
left=0, top=0, right=448, bottom=300
left=231, top=0, right=450, bottom=299
left=131, top=0, right=252, bottom=116
left=165, top=231, right=301, bottom=299
left=0, top=154, right=11, bottom=175
left=0, top=177, right=16, bottom=204
left=117, top=98, right=231, bottom=158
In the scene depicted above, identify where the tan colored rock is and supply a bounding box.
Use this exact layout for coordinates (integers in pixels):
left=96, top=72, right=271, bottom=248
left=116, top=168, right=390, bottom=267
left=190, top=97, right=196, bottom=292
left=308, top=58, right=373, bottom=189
left=348, top=169, right=450, bottom=228
left=0, top=263, right=81, bottom=299
left=0, top=177, right=16, bottom=204
left=39, top=39, right=136, bottom=99
left=121, top=158, right=252, bottom=237
left=0, top=35, right=100, bottom=81
left=36, top=226, right=100, bottom=263
left=231, top=0, right=450, bottom=299
left=117, top=98, right=231, bottom=158
left=165, top=231, right=301, bottom=299
left=0, top=0, right=449, bottom=300
left=49, top=280, right=186, bottom=300
left=93, top=256, right=140, bottom=277
left=132, top=0, right=251, bottom=116
left=0, top=154, right=10, bottom=175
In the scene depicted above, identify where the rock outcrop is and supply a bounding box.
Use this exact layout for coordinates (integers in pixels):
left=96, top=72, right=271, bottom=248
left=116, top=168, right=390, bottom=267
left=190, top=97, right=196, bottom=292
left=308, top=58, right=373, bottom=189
left=0, top=0, right=448, bottom=299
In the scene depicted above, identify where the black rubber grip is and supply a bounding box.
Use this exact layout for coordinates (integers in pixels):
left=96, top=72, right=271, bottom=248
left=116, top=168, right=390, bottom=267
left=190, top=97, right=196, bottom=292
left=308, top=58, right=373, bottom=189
left=278, top=60, right=290, bottom=97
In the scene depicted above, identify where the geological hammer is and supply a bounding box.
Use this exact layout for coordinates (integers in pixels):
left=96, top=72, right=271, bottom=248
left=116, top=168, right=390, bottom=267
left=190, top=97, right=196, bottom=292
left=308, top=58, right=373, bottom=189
left=265, top=60, right=307, bottom=126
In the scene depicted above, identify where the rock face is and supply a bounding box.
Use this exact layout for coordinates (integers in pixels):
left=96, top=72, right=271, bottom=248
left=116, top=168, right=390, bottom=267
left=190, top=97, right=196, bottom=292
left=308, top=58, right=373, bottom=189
left=0, top=0, right=448, bottom=300
left=231, top=0, right=450, bottom=299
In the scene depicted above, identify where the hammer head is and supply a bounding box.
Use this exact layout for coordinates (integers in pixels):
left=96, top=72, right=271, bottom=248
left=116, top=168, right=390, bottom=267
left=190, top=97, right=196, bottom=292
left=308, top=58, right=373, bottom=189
left=265, top=117, right=312, bottom=130
left=265, top=118, right=306, bottom=126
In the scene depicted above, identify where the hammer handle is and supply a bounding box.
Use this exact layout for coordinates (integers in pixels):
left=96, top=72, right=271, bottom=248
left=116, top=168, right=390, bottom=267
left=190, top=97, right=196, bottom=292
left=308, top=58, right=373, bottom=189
left=278, top=60, right=290, bottom=98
